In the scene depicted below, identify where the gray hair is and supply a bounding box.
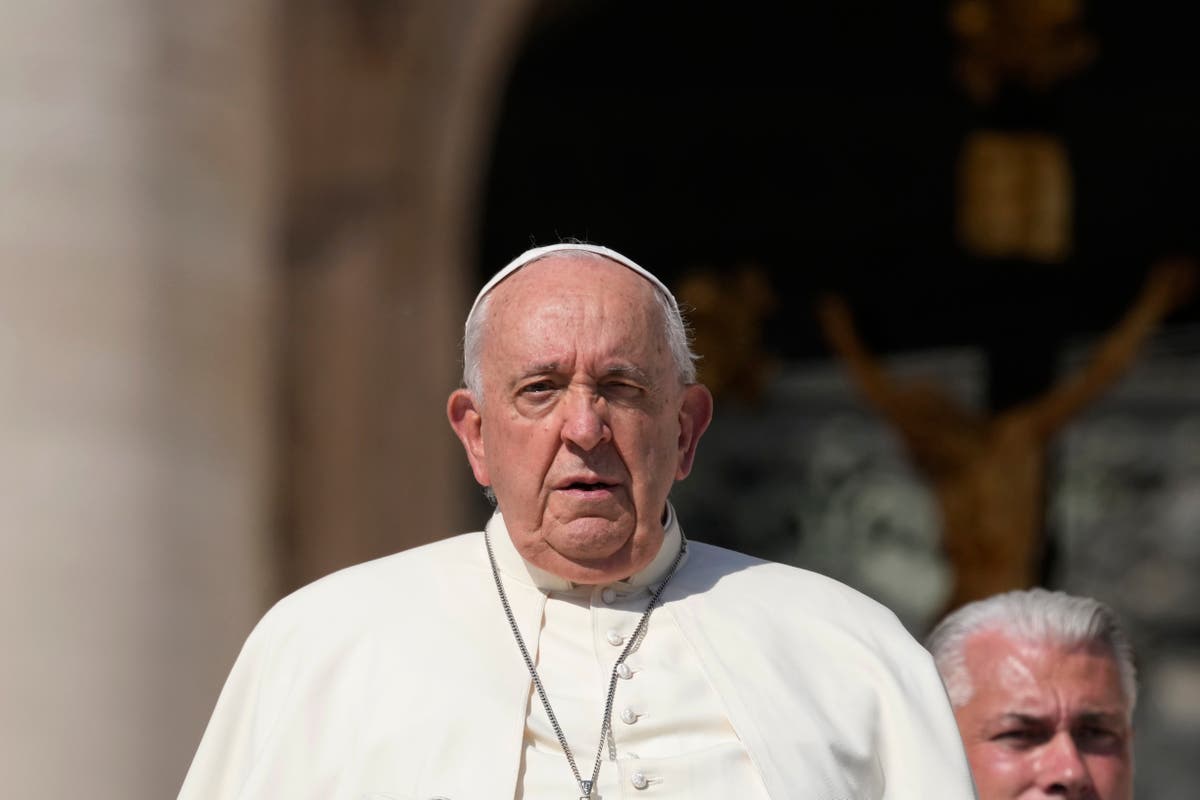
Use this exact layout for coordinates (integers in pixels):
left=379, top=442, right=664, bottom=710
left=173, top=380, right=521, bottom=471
left=462, top=249, right=698, bottom=396
left=925, top=588, right=1137, bottom=715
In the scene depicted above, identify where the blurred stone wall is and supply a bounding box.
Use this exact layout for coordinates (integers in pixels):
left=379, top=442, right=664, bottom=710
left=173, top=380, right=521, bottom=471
left=0, top=2, right=277, bottom=797
left=277, top=0, right=536, bottom=590
left=673, top=351, right=982, bottom=635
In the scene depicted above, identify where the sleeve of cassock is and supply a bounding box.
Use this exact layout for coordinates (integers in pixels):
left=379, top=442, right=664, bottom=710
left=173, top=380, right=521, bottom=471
left=870, top=620, right=979, bottom=799
left=176, top=599, right=294, bottom=800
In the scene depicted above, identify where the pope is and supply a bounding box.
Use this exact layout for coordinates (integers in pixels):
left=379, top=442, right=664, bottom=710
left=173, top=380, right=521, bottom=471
left=179, top=243, right=977, bottom=799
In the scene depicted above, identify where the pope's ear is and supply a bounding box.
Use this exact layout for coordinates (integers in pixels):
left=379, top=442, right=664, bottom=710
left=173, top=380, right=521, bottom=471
left=447, top=389, right=490, bottom=487
left=675, top=383, right=714, bottom=480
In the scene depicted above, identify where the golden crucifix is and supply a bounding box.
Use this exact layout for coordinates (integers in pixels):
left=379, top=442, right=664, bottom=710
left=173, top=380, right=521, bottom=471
left=818, top=259, right=1194, bottom=615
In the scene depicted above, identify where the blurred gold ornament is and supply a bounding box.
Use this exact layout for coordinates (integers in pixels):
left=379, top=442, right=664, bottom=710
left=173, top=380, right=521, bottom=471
left=676, top=264, right=778, bottom=405
left=949, top=0, right=1098, bottom=103
left=957, top=130, right=1073, bottom=262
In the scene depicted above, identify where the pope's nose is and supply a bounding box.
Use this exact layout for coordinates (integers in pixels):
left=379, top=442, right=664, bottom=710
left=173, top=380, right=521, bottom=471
left=559, top=389, right=611, bottom=450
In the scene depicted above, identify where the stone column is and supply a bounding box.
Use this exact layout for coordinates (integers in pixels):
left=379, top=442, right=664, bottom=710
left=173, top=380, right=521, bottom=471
left=0, top=2, right=277, bottom=798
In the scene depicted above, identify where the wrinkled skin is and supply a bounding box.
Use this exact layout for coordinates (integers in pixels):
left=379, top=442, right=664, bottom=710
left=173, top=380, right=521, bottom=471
left=448, top=255, right=712, bottom=584
left=953, top=630, right=1133, bottom=800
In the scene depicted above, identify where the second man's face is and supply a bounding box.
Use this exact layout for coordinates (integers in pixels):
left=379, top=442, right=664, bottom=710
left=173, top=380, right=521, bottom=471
left=953, top=630, right=1133, bottom=800
left=450, top=255, right=711, bottom=584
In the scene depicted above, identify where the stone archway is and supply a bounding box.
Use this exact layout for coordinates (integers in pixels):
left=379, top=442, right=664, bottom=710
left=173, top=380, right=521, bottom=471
left=277, top=0, right=540, bottom=589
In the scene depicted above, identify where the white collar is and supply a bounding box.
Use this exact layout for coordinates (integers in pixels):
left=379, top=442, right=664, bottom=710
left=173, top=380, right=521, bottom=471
left=485, top=503, right=686, bottom=593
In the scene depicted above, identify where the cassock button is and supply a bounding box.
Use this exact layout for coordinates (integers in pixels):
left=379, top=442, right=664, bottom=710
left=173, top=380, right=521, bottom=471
left=606, top=629, right=624, bottom=646
left=616, top=662, right=633, bottom=680
left=601, top=587, right=617, bottom=604
left=631, top=772, right=649, bottom=790
left=620, top=707, right=638, bottom=724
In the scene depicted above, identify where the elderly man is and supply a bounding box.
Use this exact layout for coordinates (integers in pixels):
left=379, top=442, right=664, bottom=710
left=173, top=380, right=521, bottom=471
left=180, top=243, right=975, bottom=798
left=926, top=589, right=1136, bottom=800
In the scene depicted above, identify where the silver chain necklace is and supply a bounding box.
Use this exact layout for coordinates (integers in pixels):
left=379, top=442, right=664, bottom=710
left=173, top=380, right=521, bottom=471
left=484, top=530, right=686, bottom=800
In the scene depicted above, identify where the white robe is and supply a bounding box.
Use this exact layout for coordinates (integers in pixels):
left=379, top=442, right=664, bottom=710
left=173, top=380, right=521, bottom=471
left=179, top=512, right=977, bottom=799
left=492, top=507, right=770, bottom=798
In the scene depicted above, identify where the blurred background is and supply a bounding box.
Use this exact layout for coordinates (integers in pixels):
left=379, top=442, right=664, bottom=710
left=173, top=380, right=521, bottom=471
left=2, top=1, right=1197, bottom=798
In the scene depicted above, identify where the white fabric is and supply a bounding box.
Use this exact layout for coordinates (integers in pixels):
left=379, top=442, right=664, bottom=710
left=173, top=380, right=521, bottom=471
left=179, top=510, right=978, bottom=799
left=466, top=244, right=679, bottom=330
left=487, top=509, right=770, bottom=799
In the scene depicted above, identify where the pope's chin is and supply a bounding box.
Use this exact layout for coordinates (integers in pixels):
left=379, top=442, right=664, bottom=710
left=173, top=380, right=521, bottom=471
left=541, top=515, right=662, bottom=585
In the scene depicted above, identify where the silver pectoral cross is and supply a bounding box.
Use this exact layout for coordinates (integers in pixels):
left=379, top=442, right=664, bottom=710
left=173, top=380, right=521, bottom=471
left=579, top=779, right=593, bottom=798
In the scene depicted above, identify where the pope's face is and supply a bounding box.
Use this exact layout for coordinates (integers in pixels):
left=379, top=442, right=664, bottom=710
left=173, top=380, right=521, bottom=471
left=953, top=629, right=1133, bottom=800
left=448, top=255, right=712, bottom=584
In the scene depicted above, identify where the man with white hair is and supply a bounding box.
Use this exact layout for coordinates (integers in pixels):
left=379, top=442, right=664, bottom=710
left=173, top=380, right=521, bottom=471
left=180, top=243, right=976, bottom=798
left=926, top=589, right=1136, bottom=800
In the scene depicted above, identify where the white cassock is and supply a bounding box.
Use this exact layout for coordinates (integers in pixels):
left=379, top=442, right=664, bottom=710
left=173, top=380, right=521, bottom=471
left=179, top=505, right=977, bottom=799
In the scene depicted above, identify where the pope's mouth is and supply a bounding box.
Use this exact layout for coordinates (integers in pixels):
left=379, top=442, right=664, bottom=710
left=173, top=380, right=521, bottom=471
left=559, top=481, right=618, bottom=496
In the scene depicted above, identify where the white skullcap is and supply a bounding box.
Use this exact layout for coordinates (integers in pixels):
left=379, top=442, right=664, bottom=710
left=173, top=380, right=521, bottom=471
left=465, top=243, right=679, bottom=331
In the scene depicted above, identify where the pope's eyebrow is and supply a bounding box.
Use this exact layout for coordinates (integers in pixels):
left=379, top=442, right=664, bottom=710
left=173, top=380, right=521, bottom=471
left=511, top=362, right=653, bottom=386
left=515, top=362, right=561, bottom=380
left=603, top=364, right=652, bottom=383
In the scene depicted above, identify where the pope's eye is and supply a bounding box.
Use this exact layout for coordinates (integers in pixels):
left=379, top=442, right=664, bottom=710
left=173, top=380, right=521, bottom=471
left=603, top=381, right=643, bottom=398
left=520, top=381, right=555, bottom=395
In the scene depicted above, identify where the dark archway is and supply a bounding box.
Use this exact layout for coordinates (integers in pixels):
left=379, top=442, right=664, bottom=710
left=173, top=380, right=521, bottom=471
left=479, top=0, right=1199, bottom=369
